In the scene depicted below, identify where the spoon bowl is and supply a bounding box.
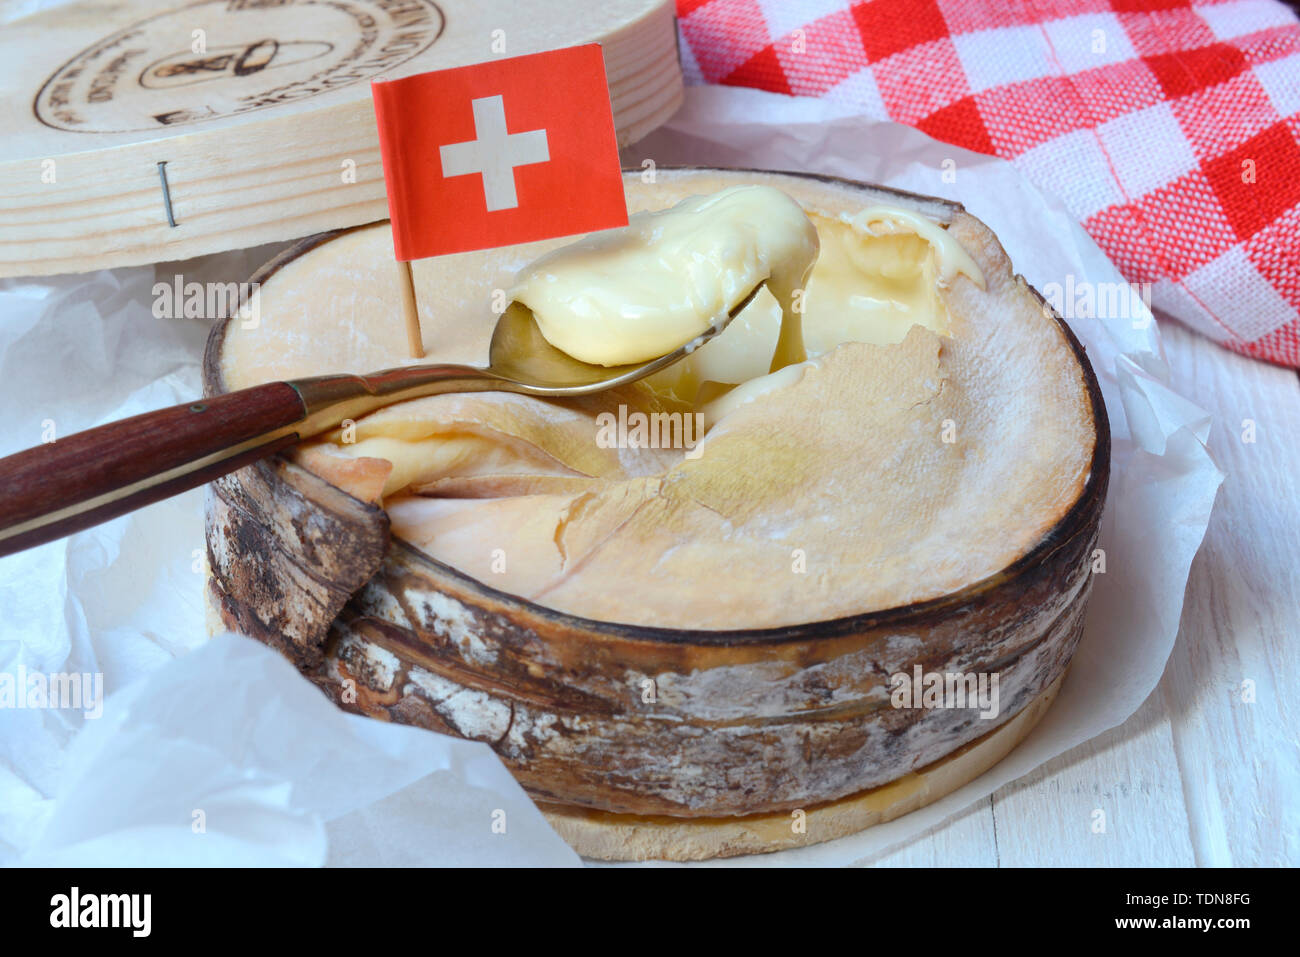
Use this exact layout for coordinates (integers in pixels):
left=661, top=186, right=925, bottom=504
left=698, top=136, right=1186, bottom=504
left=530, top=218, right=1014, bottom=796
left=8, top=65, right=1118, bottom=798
left=485, top=283, right=766, bottom=394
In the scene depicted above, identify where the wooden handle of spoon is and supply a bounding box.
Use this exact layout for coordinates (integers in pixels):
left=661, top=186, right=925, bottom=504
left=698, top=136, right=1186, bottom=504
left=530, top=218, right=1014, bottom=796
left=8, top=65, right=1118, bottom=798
left=0, top=382, right=308, bottom=558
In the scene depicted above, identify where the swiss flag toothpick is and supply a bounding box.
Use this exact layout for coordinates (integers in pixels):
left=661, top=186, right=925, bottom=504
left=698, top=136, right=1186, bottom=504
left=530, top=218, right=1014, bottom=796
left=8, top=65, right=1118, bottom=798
left=371, top=44, right=629, bottom=263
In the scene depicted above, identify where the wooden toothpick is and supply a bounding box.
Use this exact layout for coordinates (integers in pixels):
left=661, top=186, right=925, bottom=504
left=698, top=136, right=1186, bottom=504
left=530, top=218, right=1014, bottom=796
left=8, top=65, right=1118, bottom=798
left=397, top=260, right=423, bottom=359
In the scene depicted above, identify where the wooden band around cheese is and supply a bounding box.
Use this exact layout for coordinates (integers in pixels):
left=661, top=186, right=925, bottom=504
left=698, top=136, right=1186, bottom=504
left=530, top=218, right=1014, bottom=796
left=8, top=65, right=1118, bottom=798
left=537, top=672, right=1066, bottom=863
left=201, top=562, right=1065, bottom=864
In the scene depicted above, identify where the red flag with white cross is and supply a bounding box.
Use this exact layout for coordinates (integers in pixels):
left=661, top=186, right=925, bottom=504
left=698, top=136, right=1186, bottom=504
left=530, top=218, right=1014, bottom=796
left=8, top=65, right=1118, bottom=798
left=371, top=44, right=629, bottom=261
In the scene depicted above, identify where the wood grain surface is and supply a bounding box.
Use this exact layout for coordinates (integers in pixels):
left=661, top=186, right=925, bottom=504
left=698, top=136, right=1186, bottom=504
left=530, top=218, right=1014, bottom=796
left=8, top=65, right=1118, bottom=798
left=0, top=0, right=682, bottom=277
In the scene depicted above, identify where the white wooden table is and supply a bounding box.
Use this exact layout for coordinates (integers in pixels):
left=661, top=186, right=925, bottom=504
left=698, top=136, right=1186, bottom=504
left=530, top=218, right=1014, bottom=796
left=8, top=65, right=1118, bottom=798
left=858, top=322, right=1300, bottom=867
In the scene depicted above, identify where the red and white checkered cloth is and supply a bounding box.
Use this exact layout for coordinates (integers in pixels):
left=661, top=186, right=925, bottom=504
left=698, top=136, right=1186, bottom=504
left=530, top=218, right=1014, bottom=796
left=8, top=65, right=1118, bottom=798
left=677, top=0, right=1300, bottom=367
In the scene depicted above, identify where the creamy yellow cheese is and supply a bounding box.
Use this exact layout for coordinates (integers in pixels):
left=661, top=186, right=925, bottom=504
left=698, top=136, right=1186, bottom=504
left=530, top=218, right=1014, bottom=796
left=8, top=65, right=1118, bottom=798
left=801, top=207, right=984, bottom=353
left=510, top=185, right=819, bottom=367
left=650, top=204, right=986, bottom=410
left=512, top=186, right=984, bottom=414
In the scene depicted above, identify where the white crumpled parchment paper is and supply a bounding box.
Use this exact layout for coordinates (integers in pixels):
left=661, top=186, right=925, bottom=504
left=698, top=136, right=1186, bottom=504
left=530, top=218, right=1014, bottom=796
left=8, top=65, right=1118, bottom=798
left=0, top=86, right=1222, bottom=867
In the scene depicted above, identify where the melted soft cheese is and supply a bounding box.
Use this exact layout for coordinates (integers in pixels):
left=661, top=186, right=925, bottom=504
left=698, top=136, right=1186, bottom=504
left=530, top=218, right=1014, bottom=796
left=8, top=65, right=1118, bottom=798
left=649, top=203, right=985, bottom=412
left=802, top=207, right=984, bottom=352
left=511, top=185, right=818, bottom=368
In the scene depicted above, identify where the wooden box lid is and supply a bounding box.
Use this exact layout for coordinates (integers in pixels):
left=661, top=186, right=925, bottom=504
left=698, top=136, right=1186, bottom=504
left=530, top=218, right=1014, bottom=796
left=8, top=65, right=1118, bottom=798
left=0, top=0, right=682, bottom=278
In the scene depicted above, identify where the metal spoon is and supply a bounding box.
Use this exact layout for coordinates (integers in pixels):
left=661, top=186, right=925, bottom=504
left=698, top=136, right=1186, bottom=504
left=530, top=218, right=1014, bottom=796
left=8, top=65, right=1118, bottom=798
left=0, top=282, right=767, bottom=558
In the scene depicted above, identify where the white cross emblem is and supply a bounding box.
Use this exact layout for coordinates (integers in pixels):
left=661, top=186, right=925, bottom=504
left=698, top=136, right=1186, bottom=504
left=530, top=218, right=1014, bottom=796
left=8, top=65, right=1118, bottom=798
left=439, top=94, right=550, bottom=212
